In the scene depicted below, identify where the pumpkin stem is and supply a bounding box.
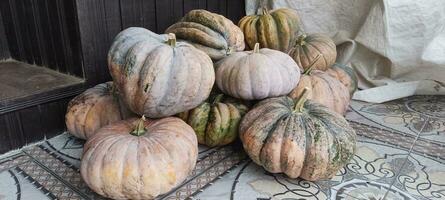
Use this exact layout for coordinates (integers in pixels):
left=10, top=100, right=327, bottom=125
left=261, top=7, right=269, bottom=15
left=294, top=87, right=310, bottom=112
left=212, top=94, right=224, bottom=104
left=131, top=115, right=147, bottom=136
left=296, top=34, right=307, bottom=46
left=167, top=33, right=176, bottom=47
left=253, top=43, right=260, bottom=53
left=303, top=54, right=322, bottom=75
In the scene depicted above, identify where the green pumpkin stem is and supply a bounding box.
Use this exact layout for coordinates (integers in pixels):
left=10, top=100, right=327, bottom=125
left=167, top=33, right=176, bottom=47
left=294, top=87, right=310, bottom=112
left=131, top=115, right=147, bottom=136
left=253, top=43, right=260, bottom=53
left=296, top=34, right=307, bottom=46
left=303, top=54, right=322, bottom=75
left=212, top=94, right=224, bottom=104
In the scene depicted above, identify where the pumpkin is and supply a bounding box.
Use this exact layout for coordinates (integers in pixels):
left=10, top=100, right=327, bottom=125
left=108, top=27, right=215, bottom=118
left=238, top=8, right=301, bottom=52
left=239, top=88, right=356, bottom=180
left=288, top=33, right=337, bottom=71
left=215, top=43, right=301, bottom=100
left=289, top=69, right=350, bottom=115
left=65, top=82, right=135, bottom=140
left=326, top=63, right=358, bottom=96
left=81, top=116, right=198, bottom=199
left=178, top=93, right=249, bottom=147
left=165, top=9, right=245, bottom=60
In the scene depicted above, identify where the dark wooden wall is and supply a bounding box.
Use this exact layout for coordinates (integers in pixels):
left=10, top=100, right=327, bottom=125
left=76, top=0, right=246, bottom=85
left=0, top=0, right=83, bottom=78
left=0, top=9, right=9, bottom=59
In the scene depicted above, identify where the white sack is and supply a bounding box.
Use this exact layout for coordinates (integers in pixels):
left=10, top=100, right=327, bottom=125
left=245, top=0, right=445, bottom=103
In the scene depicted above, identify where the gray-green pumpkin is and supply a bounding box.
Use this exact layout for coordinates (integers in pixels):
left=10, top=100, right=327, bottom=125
left=165, top=9, right=245, bottom=60
left=240, top=88, right=356, bottom=181
left=178, top=94, right=249, bottom=147
left=108, top=27, right=215, bottom=118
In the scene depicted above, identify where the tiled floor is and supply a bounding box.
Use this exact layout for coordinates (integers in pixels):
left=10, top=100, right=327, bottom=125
left=0, top=95, right=443, bottom=200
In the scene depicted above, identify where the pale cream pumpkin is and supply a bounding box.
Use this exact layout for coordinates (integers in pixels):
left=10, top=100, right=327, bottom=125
left=81, top=116, right=198, bottom=199
left=215, top=43, right=301, bottom=100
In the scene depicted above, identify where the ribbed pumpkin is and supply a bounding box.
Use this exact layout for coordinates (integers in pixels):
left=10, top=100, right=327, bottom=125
left=178, top=93, right=249, bottom=147
left=289, top=69, right=350, bottom=115
left=108, top=27, right=215, bottom=118
left=239, top=89, right=356, bottom=180
left=288, top=34, right=337, bottom=71
left=65, top=82, right=135, bottom=140
left=165, top=9, right=244, bottom=60
left=238, top=8, right=301, bottom=52
left=326, top=63, right=358, bottom=96
left=215, top=43, right=301, bottom=100
left=81, top=116, right=198, bottom=199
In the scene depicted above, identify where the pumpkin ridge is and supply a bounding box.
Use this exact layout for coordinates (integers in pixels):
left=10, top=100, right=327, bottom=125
left=96, top=135, right=126, bottom=195
left=277, top=114, right=294, bottom=172
left=305, top=42, right=329, bottom=68
left=168, top=26, right=226, bottom=49
left=318, top=73, right=349, bottom=113
left=257, top=113, right=290, bottom=165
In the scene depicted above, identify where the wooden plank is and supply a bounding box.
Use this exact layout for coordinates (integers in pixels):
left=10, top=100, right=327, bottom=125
left=226, top=0, right=245, bottom=24
left=0, top=115, right=11, bottom=153
left=0, top=0, right=22, bottom=60
left=102, top=0, right=122, bottom=42
left=0, top=9, right=10, bottom=59
left=183, top=0, right=199, bottom=14
left=61, top=0, right=84, bottom=78
left=18, top=106, right=43, bottom=145
left=3, top=112, right=25, bottom=151
left=38, top=100, right=66, bottom=139
left=155, top=0, right=174, bottom=32
left=172, top=0, right=184, bottom=22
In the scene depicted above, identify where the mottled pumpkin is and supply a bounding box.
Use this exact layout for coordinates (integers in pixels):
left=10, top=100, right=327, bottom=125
left=81, top=116, right=198, bottom=199
left=178, top=94, right=249, bottom=147
left=327, top=63, right=358, bottom=96
left=288, top=34, right=337, bottom=71
left=108, top=27, right=215, bottom=118
left=216, top=43, right=301, bottom=100
left=65, top=82, right=135, bottom=140
left=239, top=8, right=301, bottom=52
left=239, top=89, right=356, bottom=180
left=165, top=9, right=244, bottom=60
left=289, top=69, right=350, bottom=115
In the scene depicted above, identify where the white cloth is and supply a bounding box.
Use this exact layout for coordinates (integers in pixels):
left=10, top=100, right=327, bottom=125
left=245, top=0, right=445, bottom=103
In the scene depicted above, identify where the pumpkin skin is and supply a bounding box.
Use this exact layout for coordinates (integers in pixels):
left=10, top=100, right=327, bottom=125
left=289, top=70, right=350, bottom=115
left=239, top=92, right=356, bottom=181
left=288, top=34, right=337, bottom=71
left=326, top=63, right=358, bottom=96
left=65, top=82, right=135, bottom=140
left=178, top=94, right=249, bottom=147
left=108, top=27, right=215, bottom=118
left=215, top=43, right=301, bottom=100
left=81, top=117, right=198, bottom=199
left=239, top=8, right=301, bottom=52
left=165, top=9, right=245, bottom=60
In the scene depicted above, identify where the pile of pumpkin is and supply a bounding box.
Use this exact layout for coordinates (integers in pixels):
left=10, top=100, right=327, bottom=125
left=65, top=8, right=357, bottom=200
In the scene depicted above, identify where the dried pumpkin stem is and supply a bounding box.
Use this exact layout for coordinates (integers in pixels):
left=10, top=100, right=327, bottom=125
left=303, top=54, right=322, bottom=75
left=261, top=7, right=269, bottom=15
left=253, top=43, right=260, bottom=53
left=167, top=33, right=176, bottom=47
left=131, top=115, right=147, bottom=136
left=296, top=34, right=307, bottom=46
left=294, top=87, right=310, bottom=112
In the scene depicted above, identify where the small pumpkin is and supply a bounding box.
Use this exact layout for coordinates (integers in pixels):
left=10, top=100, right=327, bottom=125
left=239, top=8, right=301, bottom=52
left=165, top=9, right=245, bottom=60
left=81, top=116, right=198, bottom=199
left=239, top=88, right=356, bottom=180
left=108, top=27, right=215, bottom=118
left=326, top=63, right=358, bottom=96
left=178, top=93, right=249, bottom=147
left=65, top=82, right=135, bottom=140
left=289, top=69, right=350, bottom=115
left=288, top=33, right=337, bottom=71
left=216, top=43, right=301, bottom=100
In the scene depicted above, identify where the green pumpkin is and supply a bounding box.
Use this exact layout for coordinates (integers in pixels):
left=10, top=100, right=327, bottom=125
left=238, top=8, right=301, bottom=52
left=178, top=94, right=249, bottom=147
